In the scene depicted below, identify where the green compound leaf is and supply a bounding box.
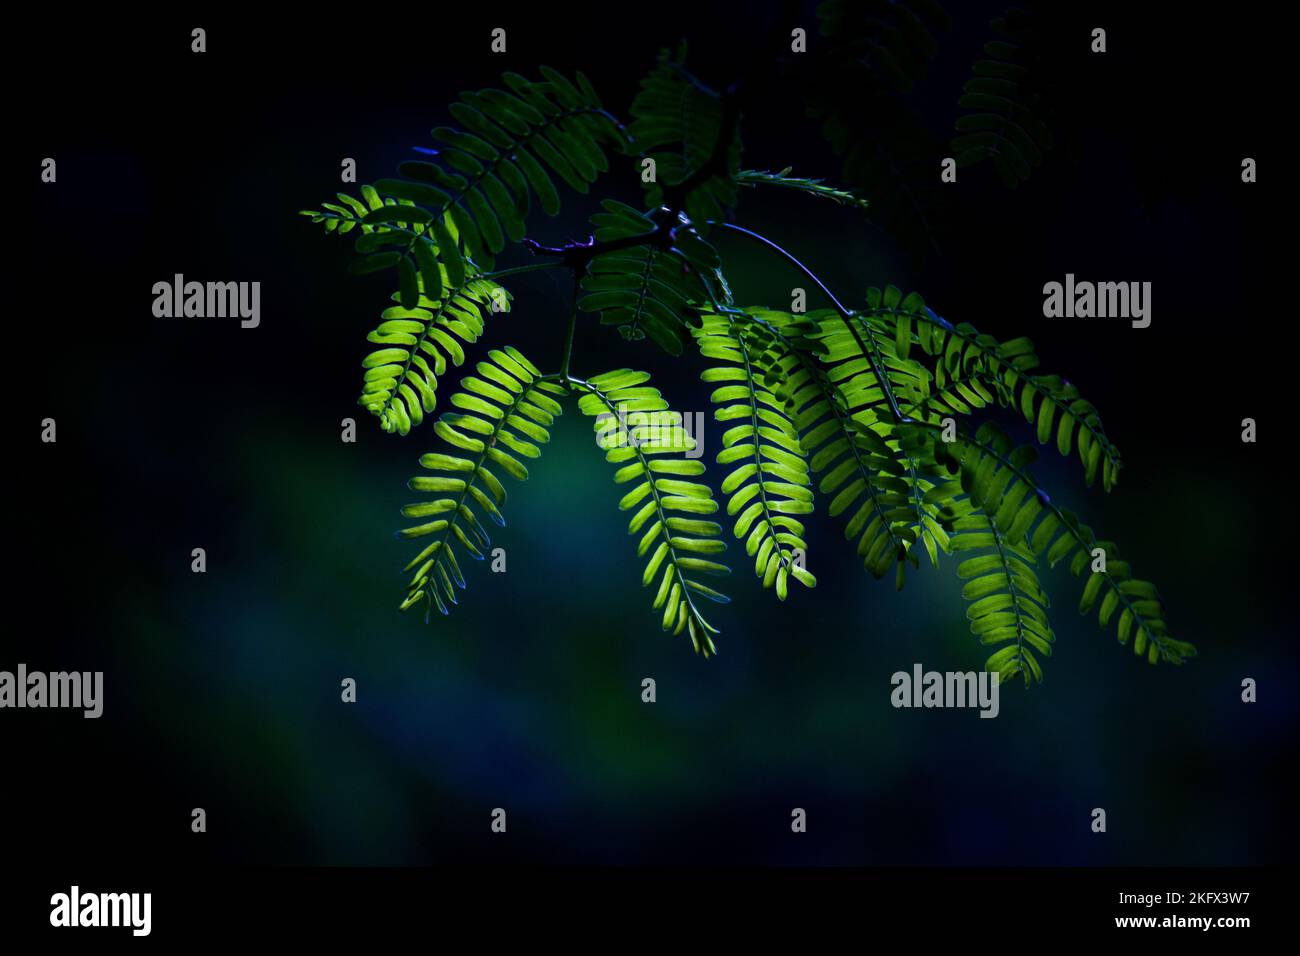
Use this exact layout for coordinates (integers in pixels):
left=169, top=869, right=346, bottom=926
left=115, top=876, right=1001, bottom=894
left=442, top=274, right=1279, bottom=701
left=398, top=348, right=566, bottom=619
left=575, top=368, right=730, bottom=656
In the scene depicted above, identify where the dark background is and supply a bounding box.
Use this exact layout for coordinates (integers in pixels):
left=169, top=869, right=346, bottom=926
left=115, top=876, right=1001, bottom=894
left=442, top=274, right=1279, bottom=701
left=9, top=1, right=1296, bottom=869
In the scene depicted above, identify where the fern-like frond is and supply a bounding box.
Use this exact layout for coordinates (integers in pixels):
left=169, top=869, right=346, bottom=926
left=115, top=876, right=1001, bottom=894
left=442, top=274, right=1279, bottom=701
left=735, top=309, right=912, bottom=580
left=302, top=195, right=462, bottom=314
left=381, top=68, right=623, bottom=266
left=694, top=313, right=817, bottom=597
left=299, top=188, right=373, bottom=235
left=925, top=420, right=1194, bottom=666
left=819, top=301, right=926, bottom=428
left=398, top=347, right=566, bottom=619
left=300, top=184, right=429, bottom=245
left=308, top=70, right=624, bottom=293
left=578, top=200, right=718, bottom=355
left=736, top=168, right=870, bottom=210
left=359, top=271, right=510, bottom=435
left=859, top=285, right=1124, bottom=492
left=690, top=304, right=941, bottom=585
left=807, top=298, right=945, bottom=580
left=574, top=368, right=729, bottom=655
left=628, top=43, right=741, bottom=226
left=805, top=0, right=952, bottom=261
left=949, top=500, right=1055, bottom=686
left=952, top=9, right=1054, bottom=188
left=815, top=0, right=949, bottom=93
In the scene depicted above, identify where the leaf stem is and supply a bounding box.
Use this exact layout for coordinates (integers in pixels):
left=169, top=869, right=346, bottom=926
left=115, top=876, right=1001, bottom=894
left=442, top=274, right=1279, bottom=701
left=707, top=221, right=905, bottom=423
left=558, top=277, right=581, bottom=380
left=522, top=228, right=672, bottom=270
left=989, top=520, right=1034, bottom=682
left=724, top=317, right=793, bottom=574
left=481, top=261, right=566, bottom=282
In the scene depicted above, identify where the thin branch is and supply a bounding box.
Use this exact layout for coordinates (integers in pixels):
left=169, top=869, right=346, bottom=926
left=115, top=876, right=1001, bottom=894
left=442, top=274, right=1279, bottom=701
left=522, top=227, right=674, bottom=271
left=481, top=261, right=567, bottom=282
left=708, top=221, right=906, bottom=424
left=558, top=276, right=581, bottom=380
left=518, top=83, right=742, bottom=274
left=711, top=221, right=850, bottom=314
